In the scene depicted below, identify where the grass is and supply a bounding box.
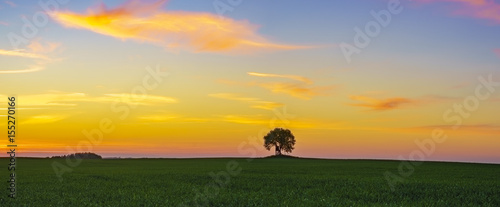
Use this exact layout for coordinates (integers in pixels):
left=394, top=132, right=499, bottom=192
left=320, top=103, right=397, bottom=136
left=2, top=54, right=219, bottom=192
left=1, top=157, right=499, bottom=206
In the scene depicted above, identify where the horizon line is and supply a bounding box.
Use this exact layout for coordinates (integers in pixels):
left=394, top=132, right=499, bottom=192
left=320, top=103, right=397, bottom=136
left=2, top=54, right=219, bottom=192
left=3, top=156, right=499, bottom=165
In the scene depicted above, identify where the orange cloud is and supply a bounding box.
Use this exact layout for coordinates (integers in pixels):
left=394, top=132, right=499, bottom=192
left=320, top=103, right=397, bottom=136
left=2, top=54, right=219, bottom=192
left=257, top=82, right=329, bottom=100
left=415, top=0, right=500, bottom=24
left=247, top=72, right=333, bottom=100
left=349, top=95, right=415, bottom=111
left=50, top=0, right=306, bottom=53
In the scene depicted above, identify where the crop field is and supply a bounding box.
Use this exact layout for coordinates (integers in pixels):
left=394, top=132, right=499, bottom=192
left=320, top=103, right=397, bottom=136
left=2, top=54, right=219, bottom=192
left=1, top=157, right=499, bottom=206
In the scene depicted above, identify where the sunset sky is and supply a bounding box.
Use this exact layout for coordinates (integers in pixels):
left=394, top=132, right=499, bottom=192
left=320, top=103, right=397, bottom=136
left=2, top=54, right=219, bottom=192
left=1, top=0, right=499, bottom=163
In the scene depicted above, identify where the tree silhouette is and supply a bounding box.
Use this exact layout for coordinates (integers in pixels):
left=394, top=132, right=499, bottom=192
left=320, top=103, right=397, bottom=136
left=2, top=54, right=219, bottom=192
left=51, top=152, right=102, bottom=159
left=263, top=128, right=296, bottom=155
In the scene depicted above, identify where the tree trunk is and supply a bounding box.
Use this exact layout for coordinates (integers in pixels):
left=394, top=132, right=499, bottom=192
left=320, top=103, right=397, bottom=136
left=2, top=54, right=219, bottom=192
left=275, top=145, right=281, bottom=155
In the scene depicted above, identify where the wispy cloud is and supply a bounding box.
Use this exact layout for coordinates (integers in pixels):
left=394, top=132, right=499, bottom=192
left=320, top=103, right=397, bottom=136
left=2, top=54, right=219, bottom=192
left=0, top=93, right=83, bottom=107
left=0, top=65, right=47, bottom=74
left=0, top=92, right=177, bottom=108
left=415, top=0, right=500, bottom=24
left=24, top=115, right=67, bottom=125
left=50, top=0, right=307, bottom=53
left=257, top=82, right=331, bottom=100
left=348, top=93, right=463, bottom=111
left=4, top=0, right=16, bottom=7
left=349, top=95, right=415, bottom=111
left=247, top=72, right=333, bottom=100
left=208, top=93, right=283, bottom=110
left=0, top=49, right=51, bottom=60
left=247, top=72, right=313, bottom=84
left=101, top=93, right=177, bottom=105
left=0, top=40, right=60, bottom=74
left=27, top=40, right=61, bottom=54
left=0, top=21, right=8, bottom=26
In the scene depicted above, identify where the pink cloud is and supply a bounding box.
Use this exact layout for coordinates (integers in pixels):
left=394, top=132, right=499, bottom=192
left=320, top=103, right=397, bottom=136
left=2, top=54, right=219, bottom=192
left=415, top=0, right=500, bottom=24
left=494, top=48, right=500, bottom=58
left=347, top=94, right=461, bottom=111
left=4, top=0, right=15, bottom=7
left=348, top=96, right=415, bottom=111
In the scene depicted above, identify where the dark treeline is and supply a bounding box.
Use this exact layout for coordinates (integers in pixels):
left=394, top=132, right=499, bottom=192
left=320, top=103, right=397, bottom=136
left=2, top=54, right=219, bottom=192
left=51, top=152, right=102, bottom=159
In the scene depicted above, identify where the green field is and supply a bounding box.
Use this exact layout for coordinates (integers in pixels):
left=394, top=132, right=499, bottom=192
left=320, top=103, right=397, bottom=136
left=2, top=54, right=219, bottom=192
left=1, top=157, right=499, bottom=206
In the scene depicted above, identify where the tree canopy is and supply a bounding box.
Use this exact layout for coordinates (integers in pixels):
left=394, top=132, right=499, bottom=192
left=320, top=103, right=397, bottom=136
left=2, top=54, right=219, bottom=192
left=263, top=128, right=296, bottom=155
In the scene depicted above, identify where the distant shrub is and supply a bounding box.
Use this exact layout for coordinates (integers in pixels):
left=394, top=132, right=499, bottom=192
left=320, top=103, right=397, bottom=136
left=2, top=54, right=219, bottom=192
left=51, top=152, right=102, bottom=159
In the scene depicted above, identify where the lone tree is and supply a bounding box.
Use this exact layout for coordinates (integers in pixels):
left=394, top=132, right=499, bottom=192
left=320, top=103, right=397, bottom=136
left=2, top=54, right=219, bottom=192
left=263, top=128, right=296, bottom=155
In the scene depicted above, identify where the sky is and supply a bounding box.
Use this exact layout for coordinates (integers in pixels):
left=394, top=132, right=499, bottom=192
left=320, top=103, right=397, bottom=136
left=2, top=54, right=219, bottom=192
left=0, top=0, right=499, bottom=163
